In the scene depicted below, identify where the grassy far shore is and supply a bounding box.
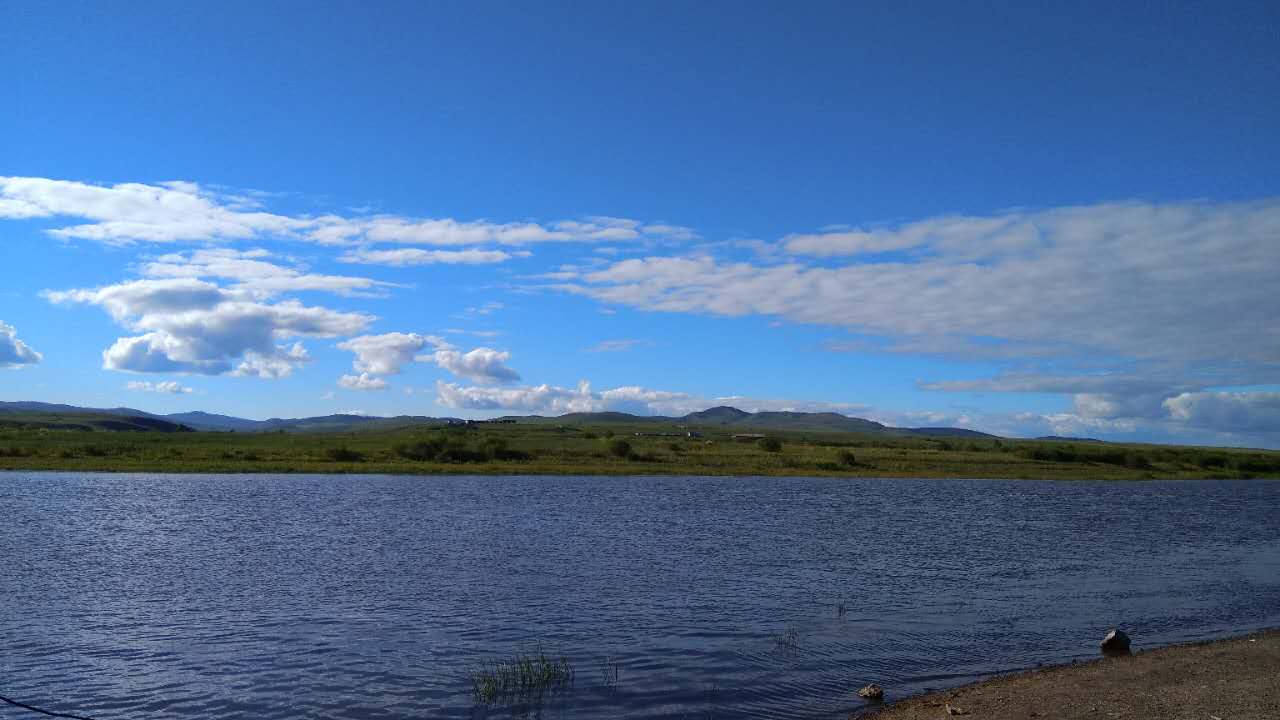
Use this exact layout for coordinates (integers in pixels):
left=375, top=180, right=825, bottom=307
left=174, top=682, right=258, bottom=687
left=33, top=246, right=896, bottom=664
left=869, top=629, right=1280, bottom=720
left=1, top=420, right=1279, bottom=479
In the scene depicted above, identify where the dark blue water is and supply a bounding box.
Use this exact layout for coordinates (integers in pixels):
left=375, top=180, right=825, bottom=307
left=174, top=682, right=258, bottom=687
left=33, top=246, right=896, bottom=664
left=2, top=473, right=1278, bottom=719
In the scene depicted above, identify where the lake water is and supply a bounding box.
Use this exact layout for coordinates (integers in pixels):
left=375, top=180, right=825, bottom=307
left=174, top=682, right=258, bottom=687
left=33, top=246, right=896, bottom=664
left=3, top=473, right=1279, bottom=719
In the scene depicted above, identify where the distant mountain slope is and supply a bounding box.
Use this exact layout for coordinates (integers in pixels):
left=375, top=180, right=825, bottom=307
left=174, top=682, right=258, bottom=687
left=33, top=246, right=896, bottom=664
left=507, top=406, right=979, bottom=436
left=166, top=411, right=265, bottom=432
left=907, top=427, right=999, bottom=438
left=738, top=411, right=887, bottom=433
left=683, top=406, right=752, bottom=424
left=258, top=414, right=452, bottom=432
left=0, top=411, right=192, bottom=432
left=0, top=401, right=158, bottom=418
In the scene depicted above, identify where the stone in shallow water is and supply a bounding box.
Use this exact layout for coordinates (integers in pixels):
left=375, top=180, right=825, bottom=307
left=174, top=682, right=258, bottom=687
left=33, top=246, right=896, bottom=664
left=857, top=683, right=884, bottom=700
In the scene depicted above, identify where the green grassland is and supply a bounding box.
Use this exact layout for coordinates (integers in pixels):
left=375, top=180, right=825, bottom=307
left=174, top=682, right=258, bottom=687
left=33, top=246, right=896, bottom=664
left=1, top=416, right=1278, bottom=479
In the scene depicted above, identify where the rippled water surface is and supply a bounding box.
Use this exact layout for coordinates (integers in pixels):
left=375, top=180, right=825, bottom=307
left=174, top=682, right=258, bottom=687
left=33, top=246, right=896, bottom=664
left=3, top=473, right=1279, bottom=719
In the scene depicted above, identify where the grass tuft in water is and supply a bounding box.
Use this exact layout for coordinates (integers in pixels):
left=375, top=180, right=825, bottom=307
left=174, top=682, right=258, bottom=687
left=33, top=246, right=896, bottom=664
left=772, top=626, right=801, bottom=654
left=470, top=649, right=575, bottom=704
left=600, top=656, right=620, bottom=689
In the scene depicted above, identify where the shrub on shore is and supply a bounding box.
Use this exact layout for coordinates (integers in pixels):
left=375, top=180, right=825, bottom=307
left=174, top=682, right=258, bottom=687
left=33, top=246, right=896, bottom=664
left=758, top=437, right=782, bottom=452
left=393, top=434, right=532, bottom=463
left=325, top=447, right=365, bottom=462
left=608, top=438, right=632, bottom=459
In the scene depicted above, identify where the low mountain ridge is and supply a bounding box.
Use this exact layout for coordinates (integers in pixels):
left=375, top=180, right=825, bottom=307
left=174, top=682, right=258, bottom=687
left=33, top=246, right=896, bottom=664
left=683, top=406, right=752, bottom=424
left=907, top=427, right=998, bottom=439
left=0, top=400, right=989, bottom=438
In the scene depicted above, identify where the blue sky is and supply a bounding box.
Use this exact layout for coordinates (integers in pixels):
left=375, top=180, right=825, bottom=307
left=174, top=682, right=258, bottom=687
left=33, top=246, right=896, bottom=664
left=2, top=1, right=1278, bottom=447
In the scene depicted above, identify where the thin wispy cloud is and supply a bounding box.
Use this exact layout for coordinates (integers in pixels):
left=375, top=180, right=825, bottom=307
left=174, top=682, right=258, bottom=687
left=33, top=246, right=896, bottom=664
left=126, top=380, right=193, bottom=394
left=586, top=339, right=646, bottom=353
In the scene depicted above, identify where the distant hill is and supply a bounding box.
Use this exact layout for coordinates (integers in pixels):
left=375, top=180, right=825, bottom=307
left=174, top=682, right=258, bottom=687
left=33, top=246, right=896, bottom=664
left=0, top=401, right=460, bottom=434
left=1036, top=435, right=1107, bottom=443
left=0, top=400, right=994, bottom=439
left=551, top=411, right=672, bottom=425
left=166, top=411, right=264, bottom=432
left=504, top=406, right=989, bottom=437
left=0, top=401, right=157, bottom=418
left=684, top=406, right=752, bottom=424
left=743, top=411, right=887, bottom=433
left=0, top=410, right=192, bottom=433
left=258, top=414, right=452, bottom=433
left=908, top=427, right=998, bottom=439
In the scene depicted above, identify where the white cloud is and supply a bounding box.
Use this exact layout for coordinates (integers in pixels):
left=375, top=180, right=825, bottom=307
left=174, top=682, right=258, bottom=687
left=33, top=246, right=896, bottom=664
left=335, top=331, right=520, bottom=385
left=428, top=347, right=521, bottom=385
left=783, top=215, right=1025, bottom=257
left=46, top=278, right=372, bottom=376
left=0, top=177, right=695, bottom=253
left=141, top=248, right=396, bottom=297
left=783, top=229, right=924, bottom=256
left=0, top=321, right=42, bottom=368
left=586, top=339, right=645, bottom=353
left=338, top=248, right=518, bottom=266
left=0, top=177, right=305, bottom=245
left=435, top=380, right=602, bottom=414
left=1163, top=391, right=1280, bottom=433
left=443, top=328, right=502, bottom=338
left=435, top=379, right=871, bottom=417
left=337, top=332, right=447, bottom=375
left=233, top=342, right=311, bottom=378
left=551, top=199, right=1280, bottom=375
left=432, top=375, right=1280, bottom=447
left=338, top=373, right=388, bottom=391
left=125, top=380, right=193, bottom=394
left=458, top=301, right=504, bottom=318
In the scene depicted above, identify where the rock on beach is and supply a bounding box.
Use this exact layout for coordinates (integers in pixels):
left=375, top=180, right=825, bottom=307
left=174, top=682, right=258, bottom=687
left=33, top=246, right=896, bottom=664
left=1100, top=628, right=1131, bottom=654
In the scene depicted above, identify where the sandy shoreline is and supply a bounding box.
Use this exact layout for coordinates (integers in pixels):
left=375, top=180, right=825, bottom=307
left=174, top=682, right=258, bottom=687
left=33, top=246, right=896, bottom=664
left=861, top=629, right=1279, bottom=720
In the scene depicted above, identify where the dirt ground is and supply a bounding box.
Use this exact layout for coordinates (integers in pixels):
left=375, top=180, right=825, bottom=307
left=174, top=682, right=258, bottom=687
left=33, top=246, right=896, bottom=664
left=863, top=629, right=1279, bottom=720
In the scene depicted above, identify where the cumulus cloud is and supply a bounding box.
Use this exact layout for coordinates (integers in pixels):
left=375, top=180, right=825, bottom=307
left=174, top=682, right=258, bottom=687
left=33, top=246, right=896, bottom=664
left=436, top=380, right=604, bottom=414
left=234, top=342, right=311, bottom=378
left=338, top=373, right=388, bottom=391
left=46, top=278, right=371, bottom=376
left=125, top=380, right=193, bottom=394
left=335, top=332, right=520, bottom=386
left=428, top=347, right=521, bottom=385
left=0, top=321, right=42, bottom=368
left=337, top=332, right=445, bottom=375
left=1163, top=391, right=1280, bottom=433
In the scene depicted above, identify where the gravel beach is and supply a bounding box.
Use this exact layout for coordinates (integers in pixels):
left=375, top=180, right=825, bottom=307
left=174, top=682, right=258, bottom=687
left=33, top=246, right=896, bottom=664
left=866, top=629, right=1279, bottom=720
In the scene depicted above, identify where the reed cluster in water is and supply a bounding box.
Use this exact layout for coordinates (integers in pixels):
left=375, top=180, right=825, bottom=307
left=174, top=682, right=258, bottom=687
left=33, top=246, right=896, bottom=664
left=470, top=650, right=575, bottom=704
